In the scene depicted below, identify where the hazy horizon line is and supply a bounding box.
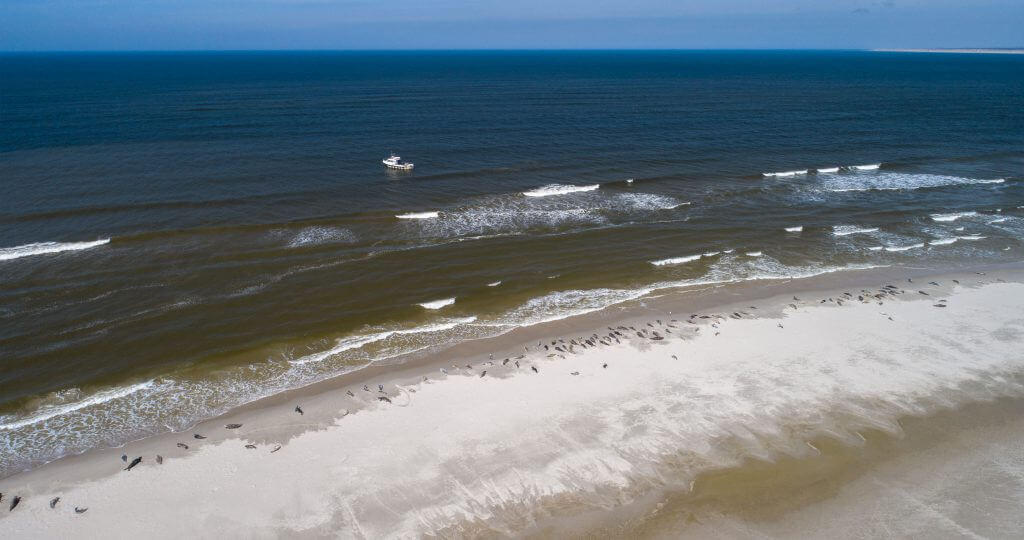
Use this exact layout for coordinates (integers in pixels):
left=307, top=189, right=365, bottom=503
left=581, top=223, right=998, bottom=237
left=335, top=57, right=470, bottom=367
left=4, top=47, right=1023, bottom=54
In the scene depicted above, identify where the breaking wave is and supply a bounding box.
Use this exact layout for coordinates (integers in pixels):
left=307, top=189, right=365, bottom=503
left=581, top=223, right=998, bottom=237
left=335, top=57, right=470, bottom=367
left=833, top=225, right=879, bottom=236
left=823, top=173, right=1004, bottom=193
left=400, top=191, right=682, bottom=241
left=419, top=298, right=456, bottom=310
left=0, top=239, right=110, bottom=262
left=522, top=184, right=599, bottom=197
left=396, top=211, right=440, bottom=220
left=762, top=163, right=880, bottom=177
left=931, top=212, right=978, bottom=222
left=762, top=169, right=808, bottom=177
left=285, top=226, right=357, bottom=247
left=884, top=243, right=926, bottom=252
left=290, top=316, right=478, bottom=366
left=651, top=254, right=702, bottom=266
left=0, top=380, right=157, bottom=431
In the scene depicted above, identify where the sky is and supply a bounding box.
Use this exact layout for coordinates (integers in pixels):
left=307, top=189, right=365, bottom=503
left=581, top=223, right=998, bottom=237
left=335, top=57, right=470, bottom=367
left=1, top=0, right=1022, bottom=51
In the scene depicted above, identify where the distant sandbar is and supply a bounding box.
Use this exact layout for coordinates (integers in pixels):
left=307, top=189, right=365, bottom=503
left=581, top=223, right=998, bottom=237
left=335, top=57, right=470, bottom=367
left=874, top=48, right=1024, bottom=55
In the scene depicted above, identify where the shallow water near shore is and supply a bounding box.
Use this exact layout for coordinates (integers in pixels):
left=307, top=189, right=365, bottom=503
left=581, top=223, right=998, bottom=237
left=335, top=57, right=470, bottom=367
left=1, top=50, right=1023, bottom=479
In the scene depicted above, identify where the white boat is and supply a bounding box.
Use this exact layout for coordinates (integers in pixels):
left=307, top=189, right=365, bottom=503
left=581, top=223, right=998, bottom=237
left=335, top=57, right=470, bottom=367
left=383, top=153, right=414, bottom=170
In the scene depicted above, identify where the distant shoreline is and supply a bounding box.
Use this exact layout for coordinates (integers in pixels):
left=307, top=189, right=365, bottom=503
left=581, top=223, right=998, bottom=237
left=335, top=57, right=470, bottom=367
left=874, top=48, right=1024, bottom=55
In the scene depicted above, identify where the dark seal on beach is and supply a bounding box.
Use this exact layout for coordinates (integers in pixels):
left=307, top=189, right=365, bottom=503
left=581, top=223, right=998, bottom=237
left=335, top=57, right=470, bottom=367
left=125, top=456, right=142, bottom=471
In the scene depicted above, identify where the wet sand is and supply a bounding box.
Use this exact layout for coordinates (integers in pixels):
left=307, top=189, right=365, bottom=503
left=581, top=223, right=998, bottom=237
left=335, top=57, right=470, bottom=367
left=1, top=264, right=1023, bottom=538
left=612, top=396, right=1024, bottom=539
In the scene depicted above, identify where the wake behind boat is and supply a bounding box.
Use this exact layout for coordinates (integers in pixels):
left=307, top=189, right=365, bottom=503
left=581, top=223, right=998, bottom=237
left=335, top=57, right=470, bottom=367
left=383, top=153, right=414, bottom=170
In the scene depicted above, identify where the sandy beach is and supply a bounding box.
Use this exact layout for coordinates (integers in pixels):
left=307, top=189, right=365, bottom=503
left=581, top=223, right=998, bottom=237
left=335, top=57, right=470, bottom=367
left=2, top=264, right=1024, bottom=538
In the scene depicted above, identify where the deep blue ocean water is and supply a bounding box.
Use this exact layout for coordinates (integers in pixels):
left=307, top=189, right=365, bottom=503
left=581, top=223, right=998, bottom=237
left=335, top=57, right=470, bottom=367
left=1, top=51, right=1022, bottom=475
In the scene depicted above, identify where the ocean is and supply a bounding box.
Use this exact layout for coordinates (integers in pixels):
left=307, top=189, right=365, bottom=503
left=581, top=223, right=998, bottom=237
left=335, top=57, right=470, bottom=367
left=1, top=50, right=1022, bottom=476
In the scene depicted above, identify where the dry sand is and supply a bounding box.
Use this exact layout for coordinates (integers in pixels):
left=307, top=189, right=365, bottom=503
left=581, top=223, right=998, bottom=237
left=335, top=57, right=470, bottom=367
left=1, top=266, right=1023, bottom=538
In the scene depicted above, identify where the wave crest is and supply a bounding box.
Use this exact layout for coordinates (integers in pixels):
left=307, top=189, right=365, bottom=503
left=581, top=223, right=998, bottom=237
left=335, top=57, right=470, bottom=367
left=0, top=239, right=110, bottom=262
left=522, top=184, right=599, bottom=197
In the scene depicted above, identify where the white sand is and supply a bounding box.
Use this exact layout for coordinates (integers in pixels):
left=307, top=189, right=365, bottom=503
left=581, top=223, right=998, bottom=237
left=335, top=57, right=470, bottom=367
left=2, top=273, right=1023, bottom=537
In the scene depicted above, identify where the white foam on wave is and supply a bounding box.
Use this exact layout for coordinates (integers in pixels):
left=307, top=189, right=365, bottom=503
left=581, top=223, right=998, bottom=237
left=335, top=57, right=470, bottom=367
left=0, top=239, right=110, bottom=262
left=769, top=163, right=878, bottom=177
left=396, top=212, right=439, bottom=220
left=745, top=251, right=763, bottom=257
left=929, top=237, right=958, bottom=246
left=650, top=247, right=728, bottom=267
left=490, top=287, right=659, bottom=327
left=404, top=191, right=680, bottom=241
left=495, top=254, right=885, bottom=330
left=286, top=226, right=356, bottom=247
left=522, top=184, right=599, bottom=198
left=651, top=254, right=702, bottom=266
left=763, top=169, right=807, bottom=177
left=419, top=298, right=456, bottom=310
left=931, top=212, right=977, bottom=222
left=291, top=317, right=478, bottom=366
left=957, top=235, right=987, bottom=241
left=990, top=218, right=1008, bottom=224
left=0, top=380, right=156, bottom=431
left=785, top=226, right=803, bottom=233
left=823, top=173, right=1002, bottom=193
left=868, top=246, right=884, bottom=251
left=832, top=225, right=879, bottom=236
left=884, top=243, right=926, bottom=252
left=487, top=281, right=502, bottom=287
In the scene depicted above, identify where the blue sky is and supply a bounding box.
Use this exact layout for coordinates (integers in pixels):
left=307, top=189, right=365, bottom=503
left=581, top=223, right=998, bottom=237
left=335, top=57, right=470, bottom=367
left=1, top=0, right=1022, bottom=51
